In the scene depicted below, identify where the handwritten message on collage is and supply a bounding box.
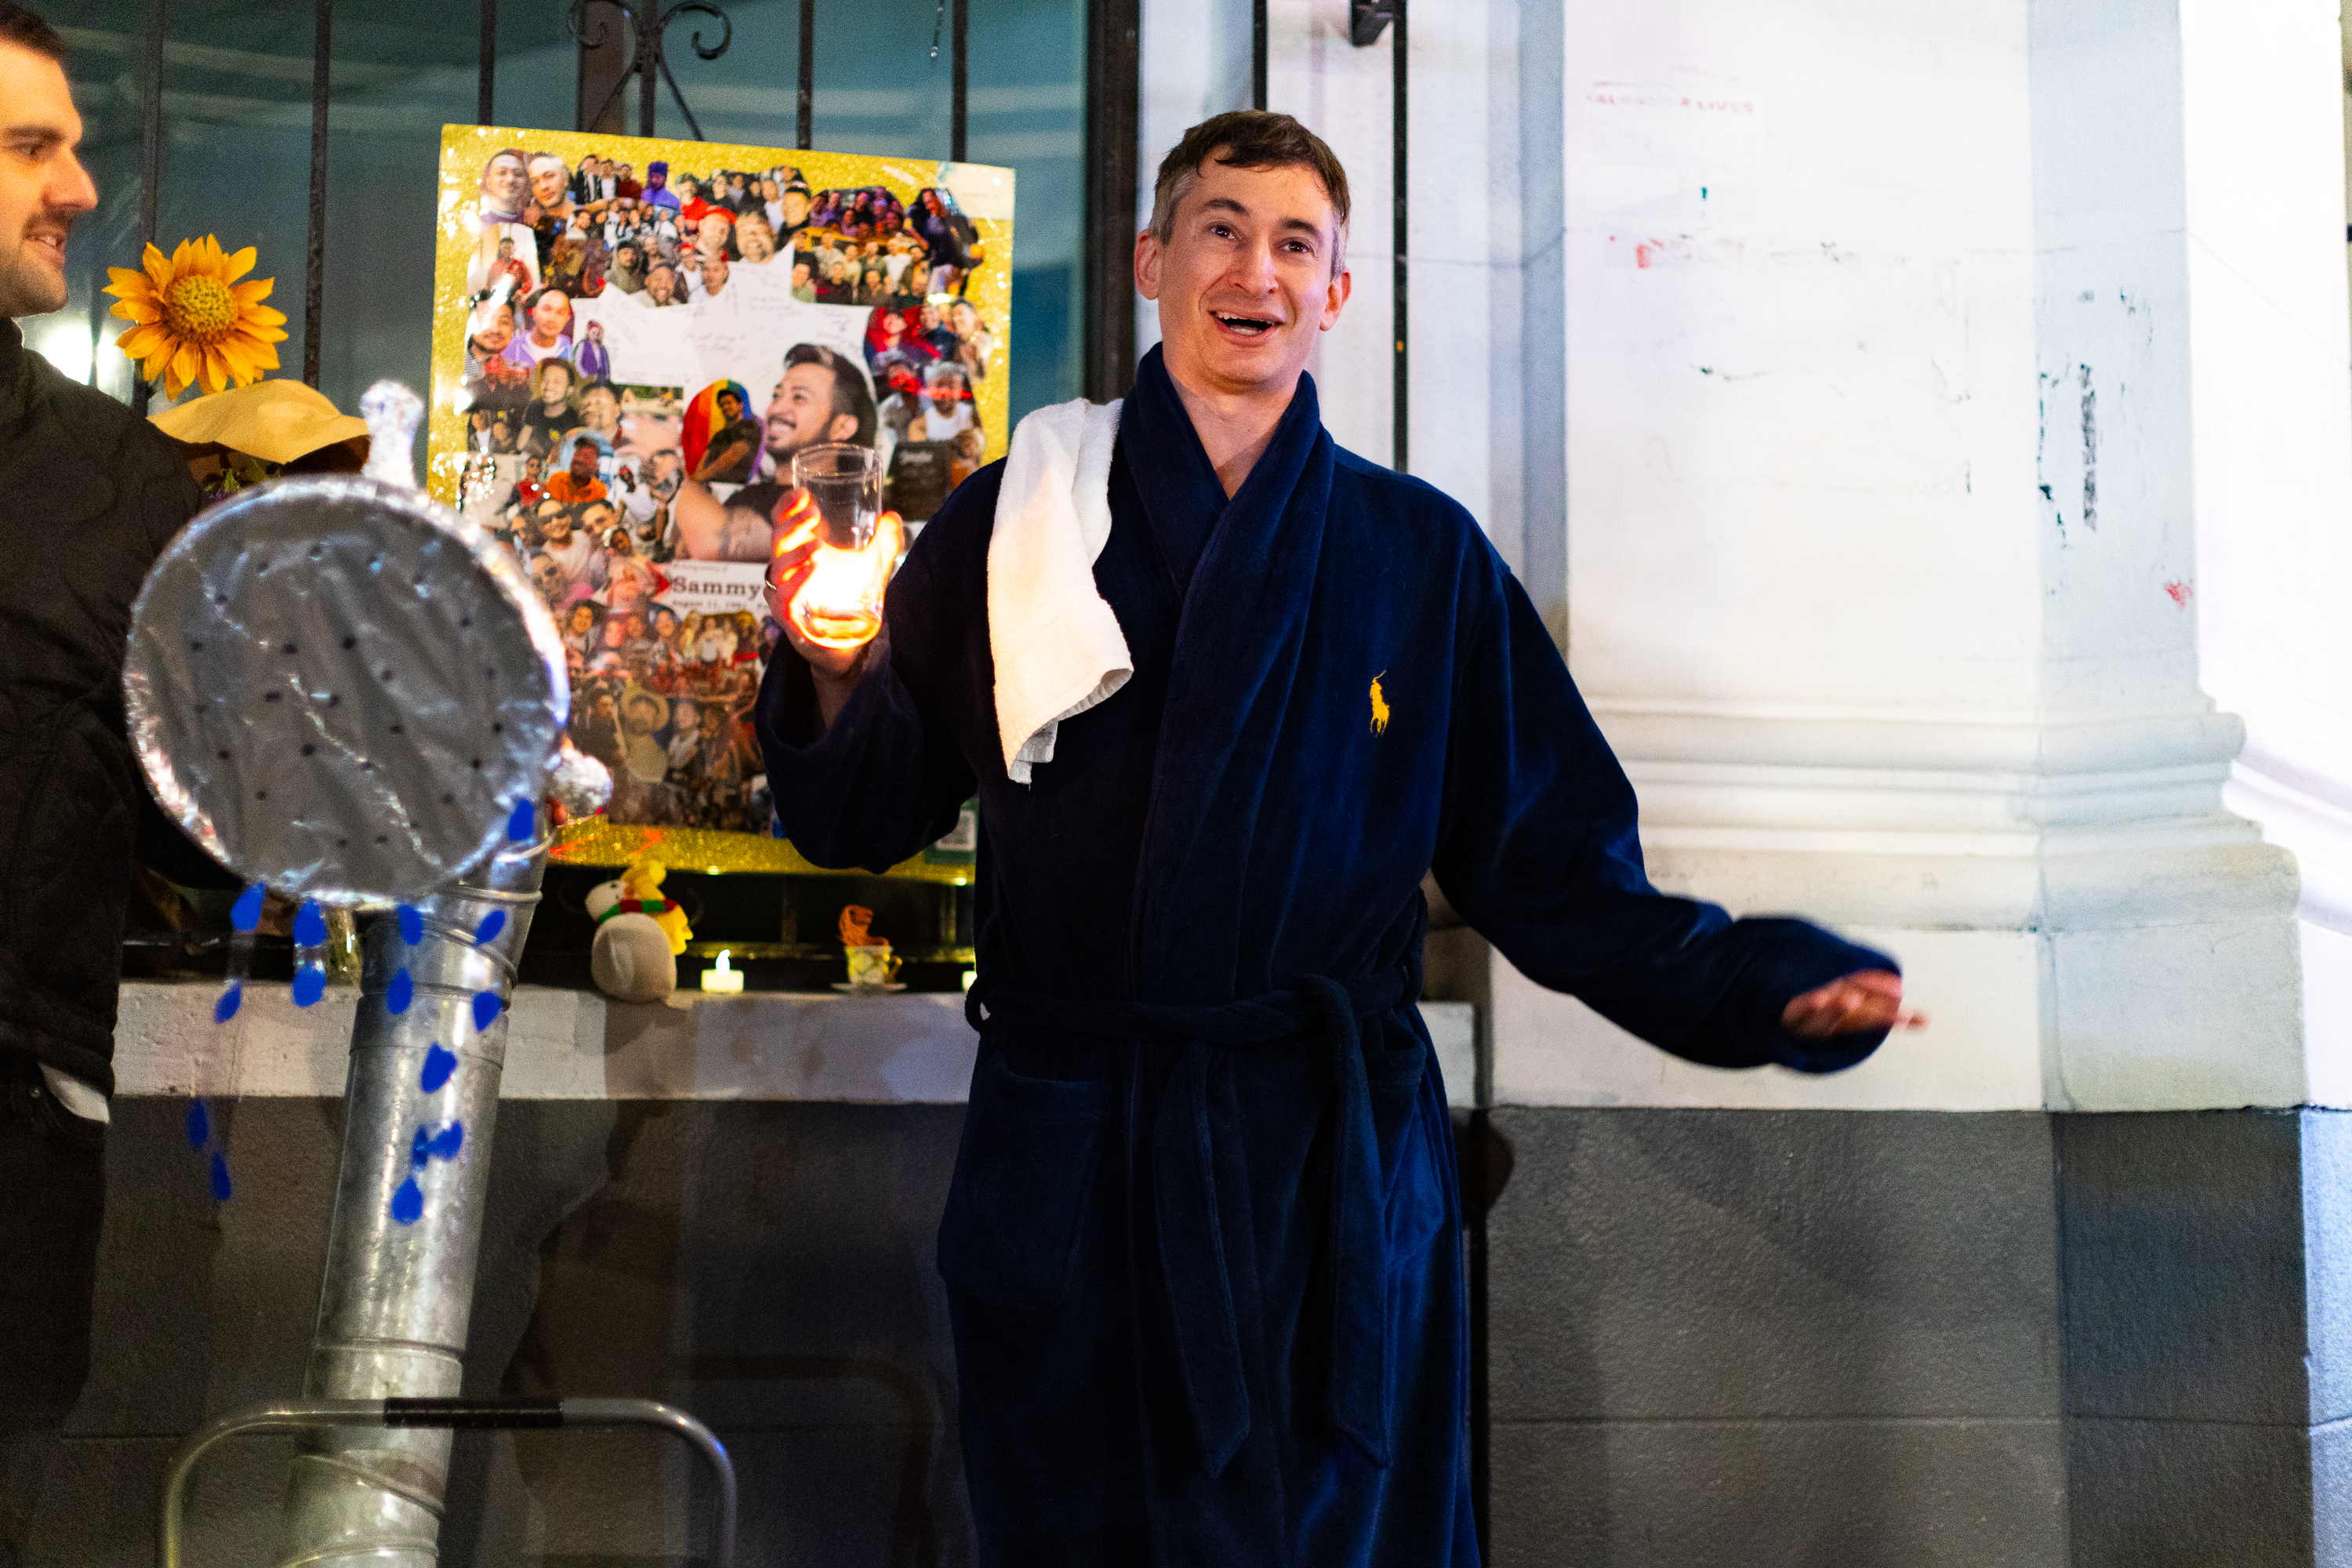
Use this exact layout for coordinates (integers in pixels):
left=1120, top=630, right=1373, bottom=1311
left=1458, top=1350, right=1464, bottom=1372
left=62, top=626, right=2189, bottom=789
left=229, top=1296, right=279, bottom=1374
left=423, top=125, right=1010, bottom=861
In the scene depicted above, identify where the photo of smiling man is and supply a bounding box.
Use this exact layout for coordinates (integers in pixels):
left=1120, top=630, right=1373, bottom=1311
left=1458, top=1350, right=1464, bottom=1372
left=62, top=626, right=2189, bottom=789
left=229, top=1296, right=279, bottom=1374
left=670, top=342, right=875, bottom=561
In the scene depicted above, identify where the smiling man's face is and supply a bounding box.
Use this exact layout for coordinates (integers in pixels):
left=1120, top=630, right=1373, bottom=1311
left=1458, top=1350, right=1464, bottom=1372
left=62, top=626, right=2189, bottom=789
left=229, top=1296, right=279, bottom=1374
left=0, top=40, right=96, bottom=318
left=483, top=153, right=525, bottom=208
left=472, top=303, right=514, bottom=353
left=763, top=361, right=852, bottom=463
left=1136, top=154, right=1350, bottom=402
left=529, top=157, right=569, bottom=209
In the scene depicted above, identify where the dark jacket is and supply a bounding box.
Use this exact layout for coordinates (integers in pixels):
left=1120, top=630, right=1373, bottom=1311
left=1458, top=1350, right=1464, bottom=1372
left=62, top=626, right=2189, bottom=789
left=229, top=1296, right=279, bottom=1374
left=0, top=321, right=205, bottom=1093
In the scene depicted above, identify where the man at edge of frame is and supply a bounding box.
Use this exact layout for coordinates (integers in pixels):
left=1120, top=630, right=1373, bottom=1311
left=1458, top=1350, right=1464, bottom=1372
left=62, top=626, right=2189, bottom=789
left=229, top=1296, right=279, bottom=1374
left=756, top=109, right=1922, bottom=1566
left=0, top=8, right=215, bottom=1564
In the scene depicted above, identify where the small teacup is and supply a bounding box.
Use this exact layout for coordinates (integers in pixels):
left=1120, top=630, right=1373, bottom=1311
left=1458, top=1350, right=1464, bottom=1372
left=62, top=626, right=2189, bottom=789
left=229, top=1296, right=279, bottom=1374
left=845, top=944, right=900, bottom=990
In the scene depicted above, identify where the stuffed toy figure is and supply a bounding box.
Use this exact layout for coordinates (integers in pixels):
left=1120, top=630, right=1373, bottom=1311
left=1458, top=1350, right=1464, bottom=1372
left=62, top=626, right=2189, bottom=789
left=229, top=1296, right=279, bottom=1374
left=586, top=858, right=691, bottom=1001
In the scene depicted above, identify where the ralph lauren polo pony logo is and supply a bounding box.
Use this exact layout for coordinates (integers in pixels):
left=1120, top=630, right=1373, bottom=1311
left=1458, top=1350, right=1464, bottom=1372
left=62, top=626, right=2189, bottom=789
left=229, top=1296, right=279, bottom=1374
left=1370, top=671, right=1391, bottom=736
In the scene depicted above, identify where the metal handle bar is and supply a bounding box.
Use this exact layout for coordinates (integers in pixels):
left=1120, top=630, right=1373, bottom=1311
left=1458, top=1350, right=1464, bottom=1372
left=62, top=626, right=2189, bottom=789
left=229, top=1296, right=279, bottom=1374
left=158, top=1396, right=737, bottom=1568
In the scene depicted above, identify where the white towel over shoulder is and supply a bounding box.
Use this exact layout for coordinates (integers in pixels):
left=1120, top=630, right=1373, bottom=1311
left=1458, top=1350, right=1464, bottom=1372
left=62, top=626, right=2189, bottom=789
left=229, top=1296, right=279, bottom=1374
left=989, top=397, right=1130, bottom=785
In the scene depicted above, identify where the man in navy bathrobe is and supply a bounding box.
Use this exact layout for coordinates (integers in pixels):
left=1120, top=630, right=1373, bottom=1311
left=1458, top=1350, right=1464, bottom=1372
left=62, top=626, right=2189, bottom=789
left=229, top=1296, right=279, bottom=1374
left=757, top=111, right=1917, bottom=1568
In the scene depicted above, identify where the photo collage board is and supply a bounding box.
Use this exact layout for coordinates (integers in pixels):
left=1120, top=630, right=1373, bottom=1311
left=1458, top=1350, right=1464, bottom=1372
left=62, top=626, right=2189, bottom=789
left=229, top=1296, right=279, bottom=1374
left=424, top=125, right=1011, bottom=855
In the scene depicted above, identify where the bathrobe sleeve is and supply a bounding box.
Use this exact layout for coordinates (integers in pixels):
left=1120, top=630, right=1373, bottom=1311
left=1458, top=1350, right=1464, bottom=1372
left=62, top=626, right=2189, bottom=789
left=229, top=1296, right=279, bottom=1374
left=1429, top=565, right=1895, bottom=1074
left=755, top=519, right=979, bottom=874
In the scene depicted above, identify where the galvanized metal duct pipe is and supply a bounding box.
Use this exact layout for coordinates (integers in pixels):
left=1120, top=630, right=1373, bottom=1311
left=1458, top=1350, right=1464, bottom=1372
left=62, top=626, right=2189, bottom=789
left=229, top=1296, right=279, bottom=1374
left=275, top=819, right=549, bottom=1567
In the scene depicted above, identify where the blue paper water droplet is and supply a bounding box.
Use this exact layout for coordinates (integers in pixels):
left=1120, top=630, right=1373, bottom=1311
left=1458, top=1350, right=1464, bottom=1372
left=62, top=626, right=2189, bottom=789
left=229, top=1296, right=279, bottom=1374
left=471, top=991, right=501, bottom=1031
left=212, top=982, right=242, bottom=1024
left=770, top=815, right=786, bottom=838
left=410, top=1120, right=465, bottom=1167
left=292, top=964, right=326, bottom=1007
left=209, top=1152, right=232, bottom=1201
left=230, top=884, right=265, bottom=932
left=420, top=1043, right=457, bottom=1093
left=474, top=910, right=506, bottom=946
left=390, top=1177, right=423, bottom=1224
left=185, top=1100, right=209, bottom=1149
left=506, top=797, right=535, bottom=842
left=292, top=899, right=327, bottom=947
left=397, top=904, right=423, bottom=946
left=386, top=967, right=414, bottom=1015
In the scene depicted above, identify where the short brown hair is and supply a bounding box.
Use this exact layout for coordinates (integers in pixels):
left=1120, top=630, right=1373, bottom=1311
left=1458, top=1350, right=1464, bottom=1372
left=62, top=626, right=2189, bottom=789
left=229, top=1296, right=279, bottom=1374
left=0, top=3, right=66, bottom=60
left=1146, top=110, right=1350, bottom=274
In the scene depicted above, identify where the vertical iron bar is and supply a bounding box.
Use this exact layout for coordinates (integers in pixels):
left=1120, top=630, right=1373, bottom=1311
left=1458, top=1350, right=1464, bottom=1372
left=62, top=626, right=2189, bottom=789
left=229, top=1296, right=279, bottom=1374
left=797, top=0, right=815, bottom=148
left=303, top=0, right=330, bottom=390
left=638, top=8, right=656, bottom=136
left=950, top=0, right=967, bottom=162
left=575, top=2, right=627, bottom=133
left=1083, top=0, right=1140, bottom=401
left=1251, top=0, right=1266, bottom=110
left=477, top=0, right=496, bottom=122
left=132, top=0, right=165, bottom=413
left=1390, top=0, right=1406, bottom=471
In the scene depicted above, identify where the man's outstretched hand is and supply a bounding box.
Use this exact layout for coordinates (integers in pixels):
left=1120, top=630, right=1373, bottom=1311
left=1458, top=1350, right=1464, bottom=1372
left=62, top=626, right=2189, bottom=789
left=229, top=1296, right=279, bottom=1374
left=1780, top=970, right=1928, bottom=1038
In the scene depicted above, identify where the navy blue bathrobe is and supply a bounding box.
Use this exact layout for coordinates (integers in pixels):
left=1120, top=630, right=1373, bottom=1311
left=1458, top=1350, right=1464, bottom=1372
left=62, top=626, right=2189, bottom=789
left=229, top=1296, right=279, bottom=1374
left=758, top=347, right=1892, bottom=1566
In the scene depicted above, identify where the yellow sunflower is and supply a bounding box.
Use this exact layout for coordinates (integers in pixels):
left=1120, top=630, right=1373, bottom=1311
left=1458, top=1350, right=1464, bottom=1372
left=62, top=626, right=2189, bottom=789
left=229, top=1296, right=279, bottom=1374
left=103, top=235, right=289, bottom=401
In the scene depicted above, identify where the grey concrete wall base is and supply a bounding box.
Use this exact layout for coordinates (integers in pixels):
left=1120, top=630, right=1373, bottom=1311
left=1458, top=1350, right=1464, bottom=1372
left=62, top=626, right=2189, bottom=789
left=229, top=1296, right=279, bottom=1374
left=2055, top=1110, right=2350, bottom=1568
left=36, top=1091, right=2352, bottom=1564
left=1486, top=1106, right=2352, bottom=1568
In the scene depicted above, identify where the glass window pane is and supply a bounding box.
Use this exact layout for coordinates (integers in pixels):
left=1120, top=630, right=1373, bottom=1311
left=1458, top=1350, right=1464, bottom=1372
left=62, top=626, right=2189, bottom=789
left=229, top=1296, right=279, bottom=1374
left=52, top=1, right=166, bottom=394
left=49, top=0, right=1083, bottom=425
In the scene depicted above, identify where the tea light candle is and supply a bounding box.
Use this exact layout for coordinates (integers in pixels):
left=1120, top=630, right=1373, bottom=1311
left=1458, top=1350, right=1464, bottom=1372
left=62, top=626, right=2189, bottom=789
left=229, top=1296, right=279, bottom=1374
left=700, top=949, right=744, bottom=994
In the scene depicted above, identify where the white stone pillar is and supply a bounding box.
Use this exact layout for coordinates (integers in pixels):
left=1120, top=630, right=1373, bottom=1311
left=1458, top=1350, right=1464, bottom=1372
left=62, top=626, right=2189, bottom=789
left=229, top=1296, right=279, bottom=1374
left=1492, top=0, right=2310, bottom=1113
left=2179, top=0, right=2352, bottom=1105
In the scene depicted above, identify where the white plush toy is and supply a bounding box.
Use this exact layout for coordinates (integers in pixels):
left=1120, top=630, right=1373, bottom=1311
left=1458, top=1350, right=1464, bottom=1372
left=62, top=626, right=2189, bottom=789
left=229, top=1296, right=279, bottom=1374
left=585, top=860, right=691, bottom=1003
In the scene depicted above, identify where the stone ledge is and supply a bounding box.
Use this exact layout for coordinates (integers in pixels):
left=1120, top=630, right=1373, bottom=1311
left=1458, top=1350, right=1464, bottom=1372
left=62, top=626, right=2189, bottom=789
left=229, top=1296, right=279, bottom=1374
left=113, top=981, right=1479, bottom=1108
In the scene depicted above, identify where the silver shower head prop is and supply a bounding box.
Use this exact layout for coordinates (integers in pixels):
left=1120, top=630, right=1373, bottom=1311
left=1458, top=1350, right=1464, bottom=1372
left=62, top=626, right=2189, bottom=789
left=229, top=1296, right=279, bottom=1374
left=123, top=379, right=570, bottom=906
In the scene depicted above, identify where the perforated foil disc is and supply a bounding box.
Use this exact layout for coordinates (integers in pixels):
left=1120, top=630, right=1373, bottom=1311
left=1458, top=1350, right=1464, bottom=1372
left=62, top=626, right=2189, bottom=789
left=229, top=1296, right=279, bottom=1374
left=125, top=474, right=568, bottom=906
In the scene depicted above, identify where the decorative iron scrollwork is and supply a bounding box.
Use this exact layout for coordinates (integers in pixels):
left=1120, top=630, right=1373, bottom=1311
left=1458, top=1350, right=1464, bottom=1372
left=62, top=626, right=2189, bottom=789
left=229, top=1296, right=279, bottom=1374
left=568, top=0, right=735, bottom=140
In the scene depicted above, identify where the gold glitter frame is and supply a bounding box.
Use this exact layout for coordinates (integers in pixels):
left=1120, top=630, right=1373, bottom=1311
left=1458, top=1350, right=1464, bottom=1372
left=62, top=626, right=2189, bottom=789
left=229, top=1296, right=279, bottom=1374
left=424, top=123, right=1014, bottom=509
left=427, top=125, right=1011, bottom=877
